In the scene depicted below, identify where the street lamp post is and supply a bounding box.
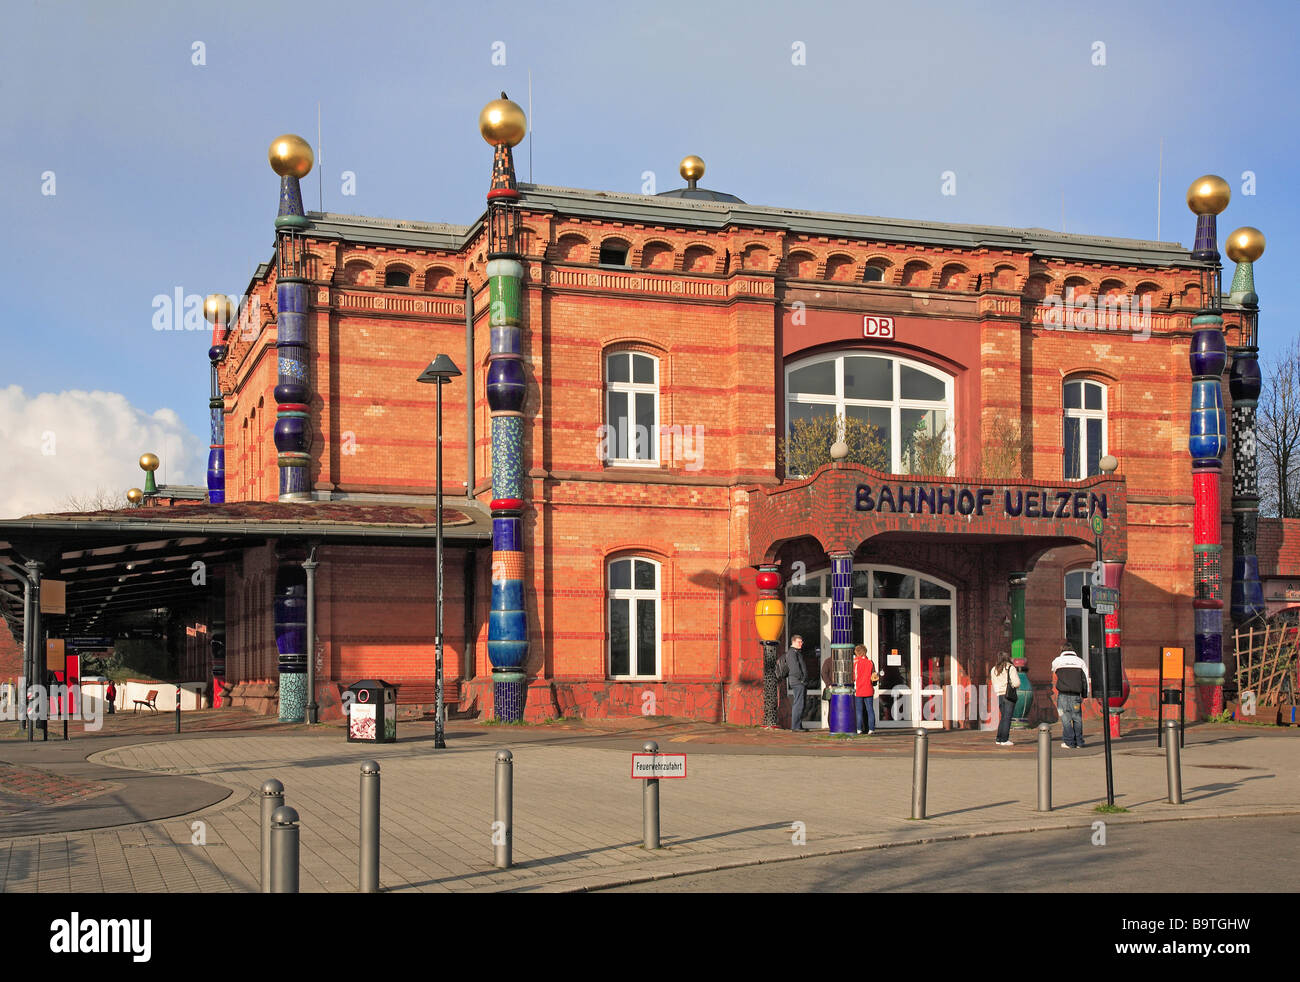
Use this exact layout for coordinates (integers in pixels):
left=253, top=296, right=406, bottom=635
left=418, top=354, right=462, bottom=750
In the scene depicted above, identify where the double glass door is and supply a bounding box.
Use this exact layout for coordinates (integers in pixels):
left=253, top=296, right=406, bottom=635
left=819, top=599, right=947, bottom=729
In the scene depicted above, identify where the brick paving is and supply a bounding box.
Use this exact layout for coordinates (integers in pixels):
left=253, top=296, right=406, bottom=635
left=1, top=719, right=1295, bottom=893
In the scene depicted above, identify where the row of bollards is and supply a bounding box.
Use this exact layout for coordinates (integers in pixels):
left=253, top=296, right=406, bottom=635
left=256, top=721, right=1188, bottom=891
left=261, top=762, right=382, bottom=894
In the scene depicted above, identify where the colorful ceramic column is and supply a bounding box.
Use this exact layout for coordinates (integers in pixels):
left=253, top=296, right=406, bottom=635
left=1102, top=559, right=1129, bottom=736
left=1226, top=228, right=1267, bottom=631
left=1186, top=176, right=1231, bottom=716
left=754, top=564, right=785, bottom=728
left=479, top=95, right=529, bottom=721
left=1008, top=573, right=1032, bottom=727
left=274, top=564, right=307, bottom=722
left=203, top=294, right=233, bottom=504
left=267, top=135, right=315, bottom=502
left=828, top=553, right=854, bottom=733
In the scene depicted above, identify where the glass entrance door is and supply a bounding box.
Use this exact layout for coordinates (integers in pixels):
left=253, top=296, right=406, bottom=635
left=874, top=605, right=919, bottom=727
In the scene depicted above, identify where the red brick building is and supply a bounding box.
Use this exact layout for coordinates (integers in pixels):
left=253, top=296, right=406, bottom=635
left=4, top=144, right=1296, bottom=730
left=198, top=150, right=1289, bottom=728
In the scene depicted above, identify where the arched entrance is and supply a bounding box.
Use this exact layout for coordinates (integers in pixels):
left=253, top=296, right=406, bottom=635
left=786, top=563, right=956, bottom=729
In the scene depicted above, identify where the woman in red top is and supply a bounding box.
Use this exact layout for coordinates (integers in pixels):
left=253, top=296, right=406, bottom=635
left=853, top=644, right=877, bottom=735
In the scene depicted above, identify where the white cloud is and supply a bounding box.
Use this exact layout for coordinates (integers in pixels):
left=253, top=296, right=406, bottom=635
left=0, top=386, right=206, bottom=519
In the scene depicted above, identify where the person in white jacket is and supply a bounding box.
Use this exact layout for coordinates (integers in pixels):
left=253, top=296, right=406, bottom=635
left=990, top=652, right=1020, bottom=746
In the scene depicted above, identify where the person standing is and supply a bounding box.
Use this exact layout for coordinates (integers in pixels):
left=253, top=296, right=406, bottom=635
left=785, top=635, right=808, bottom=731
left=104, top=680, right=116, bottom=715
left=1052, top=641, right=1090, bottom=749
left=853, top=644, right=877, bottom=735
left=990, top=652, right=1020, bottom=746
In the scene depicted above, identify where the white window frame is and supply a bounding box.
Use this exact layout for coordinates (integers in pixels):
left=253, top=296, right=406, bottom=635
left=608, top=557, right=661, bottom=680
left=1064, top=569, right=1104, bottom=665
left=1063, top=378, right=1108, bottom=480
left=785, top=351, right=954, bottom=476
left=605, top=351, right=660, bottom=466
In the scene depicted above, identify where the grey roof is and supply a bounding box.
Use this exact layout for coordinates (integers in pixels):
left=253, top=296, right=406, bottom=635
left=287, top=184, right=1200, bottom=270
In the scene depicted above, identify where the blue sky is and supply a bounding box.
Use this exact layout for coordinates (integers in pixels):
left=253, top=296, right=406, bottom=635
left=1, top=0, right=1296, bottom=513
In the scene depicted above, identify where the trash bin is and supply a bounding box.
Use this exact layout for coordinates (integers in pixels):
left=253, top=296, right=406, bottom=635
left=346, top=679, right=398, bottom=743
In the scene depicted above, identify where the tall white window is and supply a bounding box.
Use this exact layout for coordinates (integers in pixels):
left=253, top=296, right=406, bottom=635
left=785, top=352, right=953, bottom=475
left=608, top=557, right=660, bottom=678
left=1063, top=379, right=1107, bottom=479
left=605, top=352, right=659, bottom=464
left=1064, top=570, right=1104, bottom=670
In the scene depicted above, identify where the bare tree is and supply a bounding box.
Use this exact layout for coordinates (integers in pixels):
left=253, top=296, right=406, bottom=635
left=1256, top=337, right=1300, bottom=518
left=59, top=488, right=124, bottom=513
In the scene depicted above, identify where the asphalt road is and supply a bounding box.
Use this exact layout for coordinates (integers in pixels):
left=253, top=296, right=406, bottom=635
left=597, top=816, right=1300, bottom=892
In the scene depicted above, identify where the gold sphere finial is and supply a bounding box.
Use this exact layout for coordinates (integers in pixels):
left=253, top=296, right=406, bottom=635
left=139, top=453, right=159, bottom=473
left=203, top=294, right=235, bottom=326
left=679, top=155, right=705, bottom=185
left=1225, top=226, right=1265, bottom=264
left=478, top=94, right=526, bottom=147
left=268, top=134, right=314, bottom=178
left=126, top=488, right=143, bottom=505
left=1186, top=174, right=1230, bottom=215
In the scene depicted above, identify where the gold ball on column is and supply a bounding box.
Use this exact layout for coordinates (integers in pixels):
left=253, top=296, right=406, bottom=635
left=203, top=294, right=235, bottom=325
left=268, top=134, right=314, bottom=178
left=126, top=488, right=143, bottom=504
left=1186, top=175, right=1230, bottom=215
left=139, top=453, right=159, bottom=473
left=478, top=95, right=527, bottom=147
left=1225, top=226, right=1265, bottom=263
left=679, top=155, right=705, bottom=182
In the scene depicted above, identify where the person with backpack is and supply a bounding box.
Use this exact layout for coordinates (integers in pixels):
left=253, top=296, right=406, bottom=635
left=1052, top=640, right=1091, bottom=748
left=990, top=652, right=1019, bottom=746
left=781, top=635, right=808, bottom=731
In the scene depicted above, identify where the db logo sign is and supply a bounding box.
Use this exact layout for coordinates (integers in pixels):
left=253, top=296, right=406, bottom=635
left=863, top=315, right=895, bottom=339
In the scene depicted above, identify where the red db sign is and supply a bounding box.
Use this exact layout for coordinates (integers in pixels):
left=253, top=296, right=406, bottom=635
left=863, top=315, right=895, bottom=339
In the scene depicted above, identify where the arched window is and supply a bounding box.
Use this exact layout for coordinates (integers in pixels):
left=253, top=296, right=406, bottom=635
left=608, top=557, right=660, bottom=678
left=605, top=351, right=659, bottom=464
left=1063, top=378, right=1107, bottom=479
left=1064, top=570, right=1104, bottom=667
left=863, top=265, right=885, bottom=284
left=785, top=352, right=953, bottom=475
left=384, top=268, right=411, bottom=288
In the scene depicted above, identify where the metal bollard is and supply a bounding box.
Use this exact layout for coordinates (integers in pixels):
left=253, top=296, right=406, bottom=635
left=1164, top=719, right=1183, bottom=804
left=911, top=729, right=928, bottom=819
left=269, top=805, right=300, bottom=894
left=260, top=779, right=284, bottom=893
left=494, top=750, right=513, bottom=869
left=175, top=686, right=181, bottom=734
left=642, top=740, right=660, bottom=849
left=1036, top=723, right=1052, bottom=812
left=359, top=761, right=380, bottom=892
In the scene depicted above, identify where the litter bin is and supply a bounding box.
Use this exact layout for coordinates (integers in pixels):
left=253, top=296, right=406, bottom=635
left=346, top=679, right=398, bottom=743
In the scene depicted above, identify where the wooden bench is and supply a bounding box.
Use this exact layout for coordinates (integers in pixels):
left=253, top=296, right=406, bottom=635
left=133, top=689, right=159, bottom=712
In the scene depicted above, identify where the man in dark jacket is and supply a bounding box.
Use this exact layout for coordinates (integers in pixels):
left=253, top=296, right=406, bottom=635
left=786, top=635, right=808, bottom=731
left=1052, top=641, right=1091, bottom=749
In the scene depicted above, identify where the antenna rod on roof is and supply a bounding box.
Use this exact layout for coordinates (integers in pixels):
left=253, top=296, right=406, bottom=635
left=318, top=102, right=324, bottom=213
left=1156, top=136, right=1163, bottom=240
left=528, top=69, right=533, bottom=184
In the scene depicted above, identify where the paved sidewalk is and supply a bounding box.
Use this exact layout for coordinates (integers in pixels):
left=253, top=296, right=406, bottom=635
left=0, top=721, right=1295, bottom=892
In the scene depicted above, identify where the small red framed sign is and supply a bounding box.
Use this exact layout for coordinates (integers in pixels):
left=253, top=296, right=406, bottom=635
left=863, top=315, right=895, bottom=340
left=630, top=753, right=688, bottom=778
